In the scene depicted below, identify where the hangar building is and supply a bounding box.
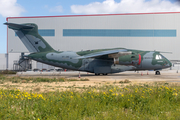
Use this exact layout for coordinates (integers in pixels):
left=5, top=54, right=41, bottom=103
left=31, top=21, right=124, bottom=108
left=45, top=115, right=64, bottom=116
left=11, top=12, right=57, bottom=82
left=5, top=12, right=180, bottom=70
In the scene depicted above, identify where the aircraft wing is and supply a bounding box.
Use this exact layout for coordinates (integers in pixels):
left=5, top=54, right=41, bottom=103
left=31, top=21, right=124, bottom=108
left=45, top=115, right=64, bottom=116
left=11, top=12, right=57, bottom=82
left=76, top=49, right=132, bottom=59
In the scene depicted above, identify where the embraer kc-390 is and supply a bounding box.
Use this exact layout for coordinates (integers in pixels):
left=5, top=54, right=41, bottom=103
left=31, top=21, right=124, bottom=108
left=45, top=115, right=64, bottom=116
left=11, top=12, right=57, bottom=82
left=5, top=23, right=172, bottom=75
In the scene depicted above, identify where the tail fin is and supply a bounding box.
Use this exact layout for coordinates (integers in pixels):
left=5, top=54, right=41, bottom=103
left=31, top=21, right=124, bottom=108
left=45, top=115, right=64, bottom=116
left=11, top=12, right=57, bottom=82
left=4, top=23, right=55, bottom=52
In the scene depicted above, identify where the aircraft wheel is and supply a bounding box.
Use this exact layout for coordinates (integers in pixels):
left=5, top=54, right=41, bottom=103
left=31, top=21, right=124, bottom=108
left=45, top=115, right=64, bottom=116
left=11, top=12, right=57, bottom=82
left=95, top=73, right=100, bottom=75
left=102, top=73, right=108, bottom=75
left=155, top=71, right=160, bottom=75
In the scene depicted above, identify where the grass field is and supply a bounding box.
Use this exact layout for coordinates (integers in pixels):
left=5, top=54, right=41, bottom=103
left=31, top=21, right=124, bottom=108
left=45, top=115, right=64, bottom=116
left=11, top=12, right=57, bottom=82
left=0, top=75, right=180, bottom=119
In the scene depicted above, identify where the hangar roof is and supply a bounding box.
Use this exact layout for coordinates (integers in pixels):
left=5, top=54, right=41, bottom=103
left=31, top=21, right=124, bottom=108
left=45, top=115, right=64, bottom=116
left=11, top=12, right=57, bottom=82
left=6, top=12, right=180, bottom=21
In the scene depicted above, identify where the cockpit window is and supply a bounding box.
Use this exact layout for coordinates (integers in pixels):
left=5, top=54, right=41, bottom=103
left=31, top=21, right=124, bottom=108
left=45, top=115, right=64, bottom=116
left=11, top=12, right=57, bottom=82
left=159, top=55, right=162, bottom=59
left=155, top=55, right=159, bottom=59
left=155, top=55, right=164, bottom=60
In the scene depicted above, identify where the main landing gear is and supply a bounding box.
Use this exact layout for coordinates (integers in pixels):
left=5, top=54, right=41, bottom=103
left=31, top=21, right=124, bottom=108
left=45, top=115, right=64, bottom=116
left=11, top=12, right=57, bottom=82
left=95, top=73, right=100, bottom=75
left=95, top=73, right=108, bottom=75
left=155, top=71, right=160, bottom=75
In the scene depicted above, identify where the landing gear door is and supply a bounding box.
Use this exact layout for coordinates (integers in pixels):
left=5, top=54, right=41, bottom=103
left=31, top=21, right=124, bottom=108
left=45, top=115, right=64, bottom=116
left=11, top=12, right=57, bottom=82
left=83, top=58, right=90, bottom=71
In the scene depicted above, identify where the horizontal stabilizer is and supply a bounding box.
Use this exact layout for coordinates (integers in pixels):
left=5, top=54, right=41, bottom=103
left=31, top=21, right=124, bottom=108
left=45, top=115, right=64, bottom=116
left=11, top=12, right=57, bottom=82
left=4, top=23, right=34, bottom=30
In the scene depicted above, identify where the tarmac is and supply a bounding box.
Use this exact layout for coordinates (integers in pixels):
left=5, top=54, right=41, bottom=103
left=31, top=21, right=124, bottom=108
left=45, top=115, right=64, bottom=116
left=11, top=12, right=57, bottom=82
left=16, top=70, right=180, bottom=83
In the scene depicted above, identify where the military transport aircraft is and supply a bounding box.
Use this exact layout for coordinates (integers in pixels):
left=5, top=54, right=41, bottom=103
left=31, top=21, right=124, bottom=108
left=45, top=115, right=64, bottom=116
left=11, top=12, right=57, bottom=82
left=5, top=23, right=172, bottom=75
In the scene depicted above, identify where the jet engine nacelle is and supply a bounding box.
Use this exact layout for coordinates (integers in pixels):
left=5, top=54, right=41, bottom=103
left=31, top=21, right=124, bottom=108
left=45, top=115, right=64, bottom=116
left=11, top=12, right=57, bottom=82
left=108, top=51, right=132, bottom=65
left=114, top=54, right=141, bottom=66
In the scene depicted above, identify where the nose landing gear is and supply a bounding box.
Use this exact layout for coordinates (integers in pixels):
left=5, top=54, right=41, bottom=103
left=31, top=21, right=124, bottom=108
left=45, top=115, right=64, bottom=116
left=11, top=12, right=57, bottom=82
left=155, top=71, right=160, bottom=75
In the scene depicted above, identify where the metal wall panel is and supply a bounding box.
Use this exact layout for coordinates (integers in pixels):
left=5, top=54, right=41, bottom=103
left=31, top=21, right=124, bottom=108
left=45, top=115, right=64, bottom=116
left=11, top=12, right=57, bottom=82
left=0, top=54, right=6, bottom=70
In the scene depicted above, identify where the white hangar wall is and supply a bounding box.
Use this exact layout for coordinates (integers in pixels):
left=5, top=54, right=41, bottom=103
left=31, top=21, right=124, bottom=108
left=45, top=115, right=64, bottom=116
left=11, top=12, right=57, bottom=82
left=0, top=54, right=7, bottom=70
left=6, top=12, right=180, bottom=70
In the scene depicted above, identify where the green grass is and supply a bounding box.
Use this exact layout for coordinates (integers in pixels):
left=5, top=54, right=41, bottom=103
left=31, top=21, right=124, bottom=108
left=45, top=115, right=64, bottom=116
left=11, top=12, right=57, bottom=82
left=119, top=79, right=131, bottom=83
left=0, top=75, right=89, bottom=83
left=0, top=83, right=180, bottom=119
left=0, top=70, right=17, bottom=74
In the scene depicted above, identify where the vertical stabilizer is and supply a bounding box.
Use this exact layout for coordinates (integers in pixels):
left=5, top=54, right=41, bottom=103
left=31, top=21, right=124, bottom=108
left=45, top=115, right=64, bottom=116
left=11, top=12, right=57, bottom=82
left=4, top=23, right=55, bottom=52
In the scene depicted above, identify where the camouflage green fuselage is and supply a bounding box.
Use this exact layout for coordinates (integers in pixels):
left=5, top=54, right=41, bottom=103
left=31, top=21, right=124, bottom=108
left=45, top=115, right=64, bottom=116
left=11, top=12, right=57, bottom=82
left=28, top=48, right=172, bottom=74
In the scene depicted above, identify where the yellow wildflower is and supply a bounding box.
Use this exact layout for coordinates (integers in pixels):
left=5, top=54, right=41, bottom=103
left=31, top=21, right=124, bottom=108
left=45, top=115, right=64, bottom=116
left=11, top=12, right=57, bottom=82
left=173, top=93, right=178, bottom=96
left=109, top=89, right=113, bottom=92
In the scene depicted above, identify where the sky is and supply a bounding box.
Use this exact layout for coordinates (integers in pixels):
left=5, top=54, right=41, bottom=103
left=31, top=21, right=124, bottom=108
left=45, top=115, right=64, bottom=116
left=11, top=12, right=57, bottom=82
left=0, top=0, right=180, bottom=53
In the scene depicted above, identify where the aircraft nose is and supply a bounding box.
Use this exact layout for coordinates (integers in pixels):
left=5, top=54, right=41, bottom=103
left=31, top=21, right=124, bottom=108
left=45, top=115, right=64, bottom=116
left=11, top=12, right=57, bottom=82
left=166, top=60, right=172, bottom=67
left=169, top=61, right=172, bottom=67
